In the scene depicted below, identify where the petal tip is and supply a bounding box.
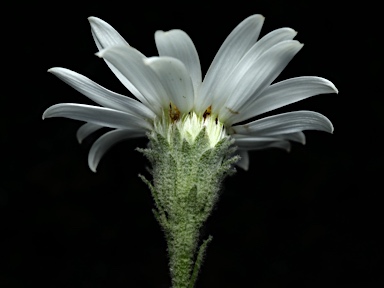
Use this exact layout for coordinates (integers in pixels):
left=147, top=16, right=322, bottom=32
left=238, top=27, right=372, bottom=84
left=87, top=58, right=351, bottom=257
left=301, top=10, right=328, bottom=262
left=88, top=16, right=99, bottom=23
left=47, top=67, right=62, bottom=74
left=47, top=67, right=59, bottom=74
left=327, top=119, right=335, bottom=134
left=95, top=50, right=103, bottom=58
left=143, top=56, right=157, bottom=66
left=42, top=109, right=50, bottom=120
left=89, top=159, right=98, bottom=173
left=323, top=78, right=338, bottom=94
left=253, top=14, right=265, bottom=20
left=89, top=160, right=98, bottom=172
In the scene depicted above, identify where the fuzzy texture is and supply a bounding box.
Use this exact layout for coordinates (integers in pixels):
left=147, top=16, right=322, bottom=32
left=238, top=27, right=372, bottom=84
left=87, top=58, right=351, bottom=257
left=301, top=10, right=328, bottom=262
left=139, top=121, right=239, bottom=288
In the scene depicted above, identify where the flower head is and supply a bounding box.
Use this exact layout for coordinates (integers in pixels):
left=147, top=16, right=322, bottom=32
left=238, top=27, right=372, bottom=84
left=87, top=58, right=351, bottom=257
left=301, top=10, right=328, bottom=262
left=43, top=15, right=337, bottom=172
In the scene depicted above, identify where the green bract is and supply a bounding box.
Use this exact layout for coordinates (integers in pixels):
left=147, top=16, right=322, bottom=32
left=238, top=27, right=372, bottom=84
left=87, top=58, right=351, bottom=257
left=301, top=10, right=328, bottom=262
left=139, top=116, right=238, bottom=287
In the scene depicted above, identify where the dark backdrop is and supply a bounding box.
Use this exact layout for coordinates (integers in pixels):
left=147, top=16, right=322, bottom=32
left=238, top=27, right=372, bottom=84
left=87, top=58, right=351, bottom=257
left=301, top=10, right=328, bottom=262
left=2, top=0, right=382, bottom=287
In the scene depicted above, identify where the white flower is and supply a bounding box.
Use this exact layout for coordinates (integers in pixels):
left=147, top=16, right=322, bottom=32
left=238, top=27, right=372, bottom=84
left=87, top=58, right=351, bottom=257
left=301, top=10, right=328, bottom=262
left=43, top=15, right=337, bottom=172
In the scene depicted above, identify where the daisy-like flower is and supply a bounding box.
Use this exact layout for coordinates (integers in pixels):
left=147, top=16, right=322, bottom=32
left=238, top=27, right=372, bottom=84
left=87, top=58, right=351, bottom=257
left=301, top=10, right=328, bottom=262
left=43, top=15, right=337, bottom=288
left=43, top=15, right=337, bottom=172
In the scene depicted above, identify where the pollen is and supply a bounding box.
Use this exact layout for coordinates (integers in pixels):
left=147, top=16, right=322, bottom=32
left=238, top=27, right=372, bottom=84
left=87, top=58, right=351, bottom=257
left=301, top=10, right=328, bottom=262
left=203, top=106, right=212, bottom=120
left=169, top=102, right=180, bottom=122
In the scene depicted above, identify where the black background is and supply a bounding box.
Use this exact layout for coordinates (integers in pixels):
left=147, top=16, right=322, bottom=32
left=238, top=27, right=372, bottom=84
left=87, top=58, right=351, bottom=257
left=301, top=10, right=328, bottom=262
left=2, top=0, right=382, bottom=287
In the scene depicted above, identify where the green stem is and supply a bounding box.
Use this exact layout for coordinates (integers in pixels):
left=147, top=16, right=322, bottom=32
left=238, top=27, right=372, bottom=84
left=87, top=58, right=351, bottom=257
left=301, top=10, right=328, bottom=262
left=168, top=223, right=198, bottom=288
left=188, top=236, right=213, bottom=288
left=168, top=222, right=213, bottom=288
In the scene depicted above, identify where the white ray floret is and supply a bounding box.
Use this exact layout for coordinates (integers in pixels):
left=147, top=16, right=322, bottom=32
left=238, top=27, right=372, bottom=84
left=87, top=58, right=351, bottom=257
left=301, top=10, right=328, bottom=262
left=44, top=14, right=337, bottom=171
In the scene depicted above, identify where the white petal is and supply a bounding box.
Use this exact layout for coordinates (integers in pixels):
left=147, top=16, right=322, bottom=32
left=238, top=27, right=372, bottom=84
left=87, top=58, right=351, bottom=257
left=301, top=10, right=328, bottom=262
left=96, top=45, right=169, bottom=115
left=239, top=27, right=297, bottom=63
left=235, top=149, right=249, bottom=171
left=231, top=110, right=334, bottom=136
left=88, top=129, right=144, bottom=172
left=277, top=132, right=306, bottom=144
left=88, top=17, right=145, bottom=101
left=234, top=136, right=291, bottom=151
left=155, top=29, right=202, bottom=96
left=217, top=40, right=304, bottom=123
left=197, top=14, right=265, bottom=112
left=76, top=122, right=104, bottom=143
left=144, top=57, right=194, bottom=113
left=88, top=16, right=129, bottom=49
left=233, top=131, right=305, bottom=144
left=42, top=103, right=151, bottom=130
left=233, top=76, right=338, bottom=123
left=48, top=68, right=156, bottom=120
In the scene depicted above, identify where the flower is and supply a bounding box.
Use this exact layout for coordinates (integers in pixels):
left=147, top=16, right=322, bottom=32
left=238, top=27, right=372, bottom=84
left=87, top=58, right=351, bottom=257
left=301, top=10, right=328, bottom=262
left=43, top=15, right=337, bottom=172
left=43, top=16, right=339, bottom=286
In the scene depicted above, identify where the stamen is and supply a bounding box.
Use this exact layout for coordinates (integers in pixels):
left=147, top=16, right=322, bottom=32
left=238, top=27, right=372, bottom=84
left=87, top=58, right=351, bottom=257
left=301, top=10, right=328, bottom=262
left=203, top=106, right=212, bottom=120
left=169, top=102, right=180, bottom=122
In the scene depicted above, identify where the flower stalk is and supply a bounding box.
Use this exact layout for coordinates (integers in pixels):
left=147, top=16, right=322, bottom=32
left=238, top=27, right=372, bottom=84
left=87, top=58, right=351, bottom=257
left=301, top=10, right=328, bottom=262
left=139, top=114, right=239, bottom=287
